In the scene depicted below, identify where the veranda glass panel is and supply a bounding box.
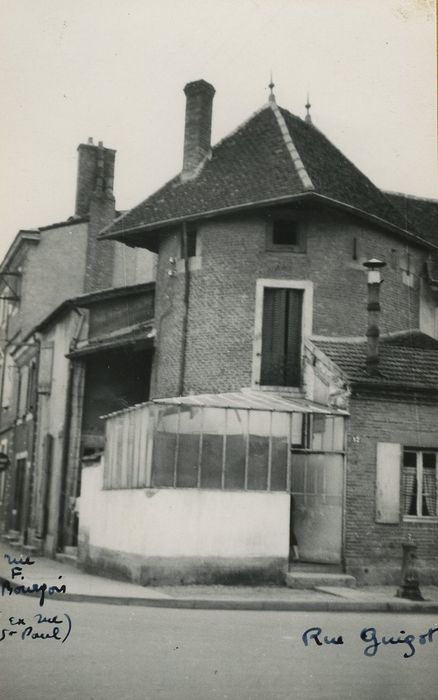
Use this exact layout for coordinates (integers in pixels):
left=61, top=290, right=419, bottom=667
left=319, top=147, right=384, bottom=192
left=176, top=406, right=202, bottom=487
left=247, top=410, right=270, bottom=490
left=224, top=409, right=247, bottom=489
left=291, top=412, right=305, bottom=447
left=152, top=406, right=179, bottom=487
left=200, top=407, right=226, bottom=488
left=310, top=415, right=344, bottom=452
left=270, top=412, right=289, bottom=490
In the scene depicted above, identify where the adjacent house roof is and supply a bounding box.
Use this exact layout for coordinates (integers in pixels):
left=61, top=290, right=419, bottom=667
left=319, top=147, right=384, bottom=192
left=101, top=101, right=434, bottom=251
left=33, top=283, right=155, bottom=334
left=67, top=321, right=155, bottom=358
left=386, top=192, right=438, bottom=280
left=385, top=192, right=438, bottom=247
left=314, top=331, right=438, bottom=392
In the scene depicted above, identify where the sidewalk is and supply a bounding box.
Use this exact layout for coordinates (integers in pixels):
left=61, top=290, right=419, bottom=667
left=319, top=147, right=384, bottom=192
left=2, top=541, right=438, bottom=613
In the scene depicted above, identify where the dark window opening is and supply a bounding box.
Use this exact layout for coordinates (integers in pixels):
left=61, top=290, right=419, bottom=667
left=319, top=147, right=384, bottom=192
left=186, top=226, right=198, bottom=258
left=352, top=237, right=358, bottom=260
left=272, top=219, right=299, bottom=247
left=260, top=287, right=303, bottom=387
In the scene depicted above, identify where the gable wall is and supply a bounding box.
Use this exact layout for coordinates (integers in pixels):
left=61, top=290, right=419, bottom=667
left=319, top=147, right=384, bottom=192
left=151, top=206, right=428, bottom=398
left=11, top=222, right=88, bottom=341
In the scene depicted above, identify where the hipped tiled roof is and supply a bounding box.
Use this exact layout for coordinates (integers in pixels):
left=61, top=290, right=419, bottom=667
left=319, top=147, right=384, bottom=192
left=315, top=332, right=438, bottom=391
left=101, top=101, right=432, bottom=250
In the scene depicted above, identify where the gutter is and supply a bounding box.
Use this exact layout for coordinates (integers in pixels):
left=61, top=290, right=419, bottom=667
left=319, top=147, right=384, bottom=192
left=350, top=380, right=438, bottom=397
left=22, top=332, right=41, bottom=545
left=99, top=191, right=435, bottom=252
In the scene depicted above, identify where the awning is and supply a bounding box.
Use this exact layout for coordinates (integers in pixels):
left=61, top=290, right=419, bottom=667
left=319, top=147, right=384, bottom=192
left=68, top=323, right=155, bottom=358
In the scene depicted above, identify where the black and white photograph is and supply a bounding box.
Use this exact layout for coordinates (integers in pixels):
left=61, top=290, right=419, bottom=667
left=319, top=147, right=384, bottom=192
left=0, top=1, right=437, bottom=698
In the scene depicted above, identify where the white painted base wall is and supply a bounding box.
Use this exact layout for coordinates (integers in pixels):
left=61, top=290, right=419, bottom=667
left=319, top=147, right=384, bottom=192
left=80, top=461, right=290, bottom=560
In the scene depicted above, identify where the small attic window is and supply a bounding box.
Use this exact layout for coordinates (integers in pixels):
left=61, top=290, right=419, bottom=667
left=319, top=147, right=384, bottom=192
left=176, top=224, right=202, bottom=273
left=266, top=217, right=304, bottom=252
left=273, top=220, right=298, bottom=246
left=183, top=224, right=199, bottom=258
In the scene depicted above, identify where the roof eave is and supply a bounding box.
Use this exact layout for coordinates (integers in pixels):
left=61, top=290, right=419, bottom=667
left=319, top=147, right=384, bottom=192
left=98, top=193, right=312, bottom=246
left=100, top=191, right=435, bottom=251
left=0, top=230, right=40, bottom=272
left=350, top=379, right=438, bottom=396
left=311, top=193, right=437, bottom=250
left=71, top=282, right=155, bottom=308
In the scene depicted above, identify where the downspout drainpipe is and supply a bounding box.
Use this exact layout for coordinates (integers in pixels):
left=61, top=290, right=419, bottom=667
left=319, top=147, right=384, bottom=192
left=0, top=310, right=10, bottom=433
left=178, top=222, right=191, bottom=396
left=0, top=311, right=11, bottom=531
left=22, top=332, right=41, bottom=545
left=56, top=306, right=85, bottom=553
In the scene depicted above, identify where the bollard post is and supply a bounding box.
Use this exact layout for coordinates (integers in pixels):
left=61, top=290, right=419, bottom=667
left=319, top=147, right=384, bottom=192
left=396, top=536, right=424, bottom=601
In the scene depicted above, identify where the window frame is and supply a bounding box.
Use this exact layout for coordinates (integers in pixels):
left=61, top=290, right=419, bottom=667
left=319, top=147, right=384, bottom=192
left=252, top=279, right=313, bottom=390
left=265, top=215, right=306, bottom=253
left=402, top=447, right=438, bottom=521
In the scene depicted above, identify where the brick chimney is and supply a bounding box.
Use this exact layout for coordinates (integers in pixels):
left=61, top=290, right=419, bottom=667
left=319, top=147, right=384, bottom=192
left=75, top=138, right=116, bottom=216
left=75, top=139, right=117, bottom=293
left=182, top=80, right=215, bottom=180
left=363, top=258, right=386, bottom=375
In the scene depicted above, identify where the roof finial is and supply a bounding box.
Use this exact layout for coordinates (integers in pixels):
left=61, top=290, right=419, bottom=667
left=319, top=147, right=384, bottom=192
left=305, top=93, right=312, bottom=124
left=268, top=72, right=276, bottom=103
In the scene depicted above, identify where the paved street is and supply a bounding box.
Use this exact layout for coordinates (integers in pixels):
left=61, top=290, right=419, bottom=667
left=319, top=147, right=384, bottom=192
left=0, top=595, right=437, bottom=700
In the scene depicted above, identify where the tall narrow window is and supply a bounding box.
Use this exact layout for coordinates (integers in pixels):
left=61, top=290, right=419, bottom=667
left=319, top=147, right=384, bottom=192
left=260, top=288, right=303, bottom=386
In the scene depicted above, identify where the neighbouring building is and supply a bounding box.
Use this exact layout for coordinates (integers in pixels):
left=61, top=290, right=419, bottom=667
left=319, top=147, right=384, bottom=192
left=75, top=79, right=438, bottom=586
left=0, top=139, right=156, bottom=553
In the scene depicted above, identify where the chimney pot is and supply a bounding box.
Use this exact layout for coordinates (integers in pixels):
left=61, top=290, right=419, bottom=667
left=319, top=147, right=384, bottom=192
left=182, top=79, right=215, bottom=179
left=88, top=137, right=94, bottom=144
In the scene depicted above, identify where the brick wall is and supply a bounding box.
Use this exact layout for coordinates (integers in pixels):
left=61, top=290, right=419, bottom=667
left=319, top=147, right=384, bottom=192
left=84, top=196, right=116, bottom=293
left=151, top=229, right=186, bottom=398
left=346, top=395, right=438, bottom=584
left=151, top=205, right=428, bottom=398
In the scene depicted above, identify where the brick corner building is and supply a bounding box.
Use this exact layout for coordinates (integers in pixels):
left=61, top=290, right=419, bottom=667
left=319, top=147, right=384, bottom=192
left=77, top=80, right=438, bottom=585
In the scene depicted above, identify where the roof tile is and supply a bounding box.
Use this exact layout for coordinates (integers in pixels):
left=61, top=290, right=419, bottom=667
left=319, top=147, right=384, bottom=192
left=315, top=332, right=438, bottom=390
left=102, top=102, right=425, bottom=247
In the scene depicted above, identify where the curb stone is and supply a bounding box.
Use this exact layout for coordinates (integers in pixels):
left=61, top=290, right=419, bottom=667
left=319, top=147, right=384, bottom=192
left=2, top=577, right=438, bottom=613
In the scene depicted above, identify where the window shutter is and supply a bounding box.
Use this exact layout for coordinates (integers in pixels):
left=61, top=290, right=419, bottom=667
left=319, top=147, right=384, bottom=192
left=285, top=289, right=303, bottom=386
left=260, top=288, right=303, bottom=387
left=18, top=366, right=29, bottom=415
left=261, top=288, right=287, bottom=385
left=38, top=342, right=54, bottom=394
left=2, top=355, right=16, bottom=408
left=376, top=442, right=401, bottom=523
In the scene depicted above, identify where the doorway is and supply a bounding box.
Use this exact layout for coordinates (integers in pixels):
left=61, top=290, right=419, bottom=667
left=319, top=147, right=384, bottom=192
left=289, top=452, right=343, bottom=563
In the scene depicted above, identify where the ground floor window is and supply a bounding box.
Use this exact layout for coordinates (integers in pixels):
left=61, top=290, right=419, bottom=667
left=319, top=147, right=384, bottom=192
left=403, top=449, right=437, bottom=518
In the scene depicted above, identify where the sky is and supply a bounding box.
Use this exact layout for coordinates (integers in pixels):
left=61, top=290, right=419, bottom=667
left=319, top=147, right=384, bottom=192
left=0, top=0, right=436, bottom=259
